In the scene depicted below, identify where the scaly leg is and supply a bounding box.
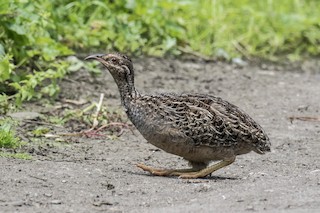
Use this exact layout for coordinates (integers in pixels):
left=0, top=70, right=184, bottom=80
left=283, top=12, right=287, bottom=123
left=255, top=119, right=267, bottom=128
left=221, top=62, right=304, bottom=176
left=137, top=156, right=235, bottom=179
left=136, top=163, right=200, bottom=176
left=179, top=157, right=236, bottom=179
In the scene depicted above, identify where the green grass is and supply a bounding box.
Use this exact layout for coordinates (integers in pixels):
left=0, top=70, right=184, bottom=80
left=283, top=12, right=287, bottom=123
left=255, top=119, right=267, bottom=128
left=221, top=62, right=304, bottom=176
left=0, top=129, right=20, bottom=148
left=0, top=0, right=319, bottom=105
left=0, top=118, right=32, bottom=159
left=53, top=0, right=320, bottom=59
left=0, top=119, right=20, bottom=149
left=0, top=152, right=32, bottom=160
left=184, top=0, right=320, bottom=60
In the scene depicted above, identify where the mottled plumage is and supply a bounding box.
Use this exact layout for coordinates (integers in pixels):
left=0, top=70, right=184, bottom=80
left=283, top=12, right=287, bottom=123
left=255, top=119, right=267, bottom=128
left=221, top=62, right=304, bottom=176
left=85, top=52, right=270, bottom=178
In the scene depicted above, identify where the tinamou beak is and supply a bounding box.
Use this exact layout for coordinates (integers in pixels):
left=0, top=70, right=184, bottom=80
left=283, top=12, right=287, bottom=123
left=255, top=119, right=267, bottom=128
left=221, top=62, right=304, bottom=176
left=84, top=54, right=105, bottom=60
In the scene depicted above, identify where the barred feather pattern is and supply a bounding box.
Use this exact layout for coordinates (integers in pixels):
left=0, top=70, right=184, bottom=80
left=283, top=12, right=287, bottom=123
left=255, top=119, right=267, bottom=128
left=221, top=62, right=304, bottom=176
left=126, top=92, right=270, bottom=161
left=86, top=52, right=270, bottom=164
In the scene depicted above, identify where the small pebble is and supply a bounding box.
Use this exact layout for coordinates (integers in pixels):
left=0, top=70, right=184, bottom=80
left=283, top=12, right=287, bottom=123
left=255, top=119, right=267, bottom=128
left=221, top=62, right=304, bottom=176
left=246, top=205, right=255, bottom=211
left=50, top=200, right=62, bottom=204
left=261, top=64, right=268, bottom=70
left=232, top=58, right=248, bottom=67
left=44, top=193, right=52, bottom=197
left=6, top=201, right=25, bottom=206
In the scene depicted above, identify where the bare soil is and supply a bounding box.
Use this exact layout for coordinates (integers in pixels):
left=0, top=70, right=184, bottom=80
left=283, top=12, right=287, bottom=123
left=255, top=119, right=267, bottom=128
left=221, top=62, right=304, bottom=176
left=1, top=57, right=320, bottom=213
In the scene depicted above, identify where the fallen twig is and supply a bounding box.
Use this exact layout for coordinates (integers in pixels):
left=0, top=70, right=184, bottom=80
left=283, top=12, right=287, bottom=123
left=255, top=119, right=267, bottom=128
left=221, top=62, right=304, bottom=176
left=28, top=175, right=48, bottom=182
left=91, top=93, right=104, bottom=130
left=288, top=116, right=320, bottom=123
left=232, top=41, right=252, bottom=60
left=48, top=94, right=132, bottom=138
left=56, top=122, right=132, bottom=138
left=61, top=98, right=88, bottom=105
left=177, top=47, right=212, bottom=61
left=23, top=120, right=64, bottom=128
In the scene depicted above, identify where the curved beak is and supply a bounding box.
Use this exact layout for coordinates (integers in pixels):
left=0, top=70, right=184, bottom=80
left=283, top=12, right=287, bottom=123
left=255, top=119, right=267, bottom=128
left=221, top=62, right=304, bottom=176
left=84, top=54, right=104, bottom=61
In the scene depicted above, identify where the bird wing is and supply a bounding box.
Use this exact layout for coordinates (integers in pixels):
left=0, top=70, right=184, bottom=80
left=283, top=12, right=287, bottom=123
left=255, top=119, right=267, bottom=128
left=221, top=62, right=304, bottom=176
left=130, top=93, right=270, bottom=153
left=159, top=94, right=270, bottom=152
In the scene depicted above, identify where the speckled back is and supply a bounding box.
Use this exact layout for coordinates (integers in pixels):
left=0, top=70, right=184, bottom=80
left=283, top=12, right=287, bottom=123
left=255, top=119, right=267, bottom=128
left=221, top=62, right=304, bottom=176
left=125, top=93, right=270, bottom=157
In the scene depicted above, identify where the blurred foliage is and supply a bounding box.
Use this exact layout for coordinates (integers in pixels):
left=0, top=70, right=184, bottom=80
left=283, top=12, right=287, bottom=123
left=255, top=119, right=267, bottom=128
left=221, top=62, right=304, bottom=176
left=0, top=0, right=73, bottom=107
left=0, top=117, right=31, bottom=160
left=0, top=118, right=21, bottom=148
left=0, top=0, right=320, bottom=107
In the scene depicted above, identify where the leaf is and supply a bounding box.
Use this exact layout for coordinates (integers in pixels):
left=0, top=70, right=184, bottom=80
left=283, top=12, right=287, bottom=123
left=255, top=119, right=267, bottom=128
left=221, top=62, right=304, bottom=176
left=8, top=23, right=27, bottom=35
left=0, top=55, right=13, bottom=81
left=0, top=44, right=5, bottom=56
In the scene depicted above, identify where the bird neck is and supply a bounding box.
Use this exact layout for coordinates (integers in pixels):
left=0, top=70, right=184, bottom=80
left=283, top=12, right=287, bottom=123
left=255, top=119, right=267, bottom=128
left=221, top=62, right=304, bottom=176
left=112, top=74, right=139, bottom=107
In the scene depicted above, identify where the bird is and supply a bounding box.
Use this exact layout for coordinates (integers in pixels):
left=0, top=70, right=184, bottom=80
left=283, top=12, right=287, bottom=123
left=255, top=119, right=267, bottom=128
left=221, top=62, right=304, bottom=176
left=85, top=52, right=271, bottom=179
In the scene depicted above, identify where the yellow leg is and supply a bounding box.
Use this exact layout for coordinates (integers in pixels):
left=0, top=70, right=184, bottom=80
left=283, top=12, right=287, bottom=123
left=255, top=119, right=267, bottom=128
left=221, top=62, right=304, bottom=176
left=136, top=163, right=200, bottom=176
left=136, top=156, right=235, bottom=179
left=179, top=157, right=235, bottom=179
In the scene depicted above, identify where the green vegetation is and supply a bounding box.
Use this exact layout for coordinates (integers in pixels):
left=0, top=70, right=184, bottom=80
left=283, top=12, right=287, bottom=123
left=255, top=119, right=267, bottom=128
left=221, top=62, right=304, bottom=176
left=1, top=0, right=319, bottom=105
left=0, top=152, right=32, bottom=160
left=0, top=118, right=21, bottom=149
left=46, top=100, right=128, bottom=135
left=32, top=126, right=50, bottom=137
left=0, top=0, right=319, bottom=159
left=0, top=118, right=31, bottom=159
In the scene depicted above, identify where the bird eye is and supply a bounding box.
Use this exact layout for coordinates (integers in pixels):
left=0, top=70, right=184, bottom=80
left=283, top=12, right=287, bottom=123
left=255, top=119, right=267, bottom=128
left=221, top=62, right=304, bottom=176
left=111, top=58, right=117, bottom=63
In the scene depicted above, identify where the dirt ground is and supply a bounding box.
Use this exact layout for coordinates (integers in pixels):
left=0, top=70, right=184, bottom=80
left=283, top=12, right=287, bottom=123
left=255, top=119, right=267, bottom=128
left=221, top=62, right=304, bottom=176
left=1, top=57, right=320, bottom=213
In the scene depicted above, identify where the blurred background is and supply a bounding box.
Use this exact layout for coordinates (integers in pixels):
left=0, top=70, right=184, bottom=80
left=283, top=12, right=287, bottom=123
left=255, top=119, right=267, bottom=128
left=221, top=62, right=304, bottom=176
left=0, top=0, right=319, bottom=105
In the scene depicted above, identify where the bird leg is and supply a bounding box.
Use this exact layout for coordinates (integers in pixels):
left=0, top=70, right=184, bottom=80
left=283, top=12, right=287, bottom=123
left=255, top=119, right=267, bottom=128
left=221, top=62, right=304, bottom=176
left=136, top=163, right=201, bottom=176
left=137, top=156, right=235, bottom=179
left=179, top=157, right=236, bottom=179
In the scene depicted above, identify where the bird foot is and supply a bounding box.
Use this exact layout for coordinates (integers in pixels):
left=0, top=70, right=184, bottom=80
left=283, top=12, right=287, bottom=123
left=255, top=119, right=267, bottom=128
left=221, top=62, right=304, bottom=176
left=178, top=172, right=205, bottom=179
left=136, top=163, right=205, bottom=178
left=136, top=163, right=174, bottom=176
